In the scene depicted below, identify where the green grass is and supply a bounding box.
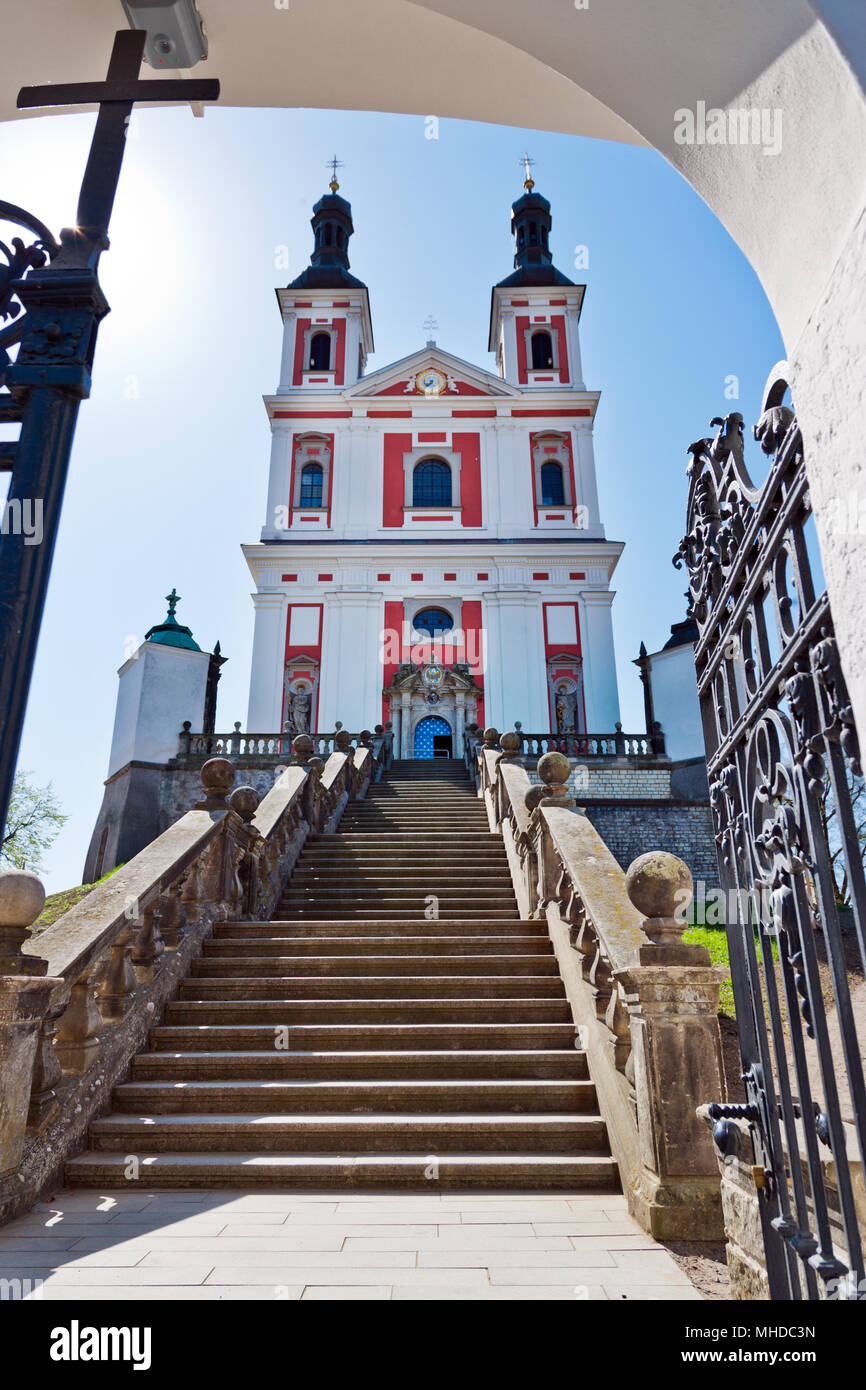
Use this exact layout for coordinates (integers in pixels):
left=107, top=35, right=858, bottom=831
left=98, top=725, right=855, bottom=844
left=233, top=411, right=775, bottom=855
left=683, top=924, right=736, bottom=1016
left=29, top=865, right=123, bottom=935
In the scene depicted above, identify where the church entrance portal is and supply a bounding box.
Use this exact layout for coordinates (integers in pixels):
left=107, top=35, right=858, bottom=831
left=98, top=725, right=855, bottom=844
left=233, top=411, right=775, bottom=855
left=413, top=715, right=452, bottom=759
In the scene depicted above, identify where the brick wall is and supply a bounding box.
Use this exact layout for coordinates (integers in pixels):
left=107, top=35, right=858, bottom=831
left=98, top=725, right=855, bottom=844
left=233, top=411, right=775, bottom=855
left=583, top=801, right=720, bottom=888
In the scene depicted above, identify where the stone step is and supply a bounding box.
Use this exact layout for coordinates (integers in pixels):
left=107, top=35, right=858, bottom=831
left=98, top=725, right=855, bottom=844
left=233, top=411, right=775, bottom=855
left=291, top=867, right=512, bottom=880
left=164, top=998, right=573, bottom=1025
left=131, top=1048, right=589, bottom=1081
left=110, top=1078, right=591, bottom=1114
left=271, top=909, right=522, bottom=921
left=191, top=955, right=557, bottom=978
left=87, top=1112, right=606, bottom=1154
left=179, top=976, right=565, bottom=999
left=64, top=1151, right=619, bottom=1190
left=215, top=919, right=545, bottom=937
left=149, top=1021, right=580, bottom=1051
left=204, top=935, right=551, bottom=957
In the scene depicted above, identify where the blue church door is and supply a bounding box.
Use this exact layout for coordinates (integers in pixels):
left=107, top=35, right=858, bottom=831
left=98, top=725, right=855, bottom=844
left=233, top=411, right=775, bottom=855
left=413, top=716, right=452, bottom=759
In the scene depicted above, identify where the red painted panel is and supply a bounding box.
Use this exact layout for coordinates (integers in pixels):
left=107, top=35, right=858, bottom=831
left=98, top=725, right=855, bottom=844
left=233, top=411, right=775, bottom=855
left=367, top=410, right=413, bottom=418
left=318, top=573, right=333, bottom=581
left=552, top=314, right=570, bottom=384
left=542, top=602, right=585, bottom=730
left=334, top=318, right=347, bottom=386
left=515, top=315, right=529, bottom=384
left=418, top=432, right=447, bottom=443
left=333, top=300, right=351, bottom=307
left=292, top=318, right=311, bottom=386
left=444, top=572, right=456, bottom=581
left=383, top=599, right=403, bottom=721
left=285, top=603, right=323, bottom=728
left=453, top=432, right=482, bottom=528
left=382, top=433, right=411, bottom=527
left=461, top=599, right=484, bottom=723
left=550, top=298, right=568, bottom=306
left=452, top=410, right=497, bottom=418
left=282, top=574, right=297, bottom=582
left=411, top=573, right=423, bottom=581
left=477, top=572, right=488, bottom=580
left=569, top=571, right=586, bottom=580
left=511, top=408, right=590, bottom=417
left=289, top=432, right=334, bottom=527
left=274, top=410, right=353, bottom=419
left=533, top=572, right=549, bottom=581
left=377, top=573, right=391, bottom=581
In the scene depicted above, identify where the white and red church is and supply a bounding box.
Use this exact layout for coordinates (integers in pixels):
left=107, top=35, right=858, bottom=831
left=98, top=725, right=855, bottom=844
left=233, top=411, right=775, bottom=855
left=243, top=171, right=622, bottom=758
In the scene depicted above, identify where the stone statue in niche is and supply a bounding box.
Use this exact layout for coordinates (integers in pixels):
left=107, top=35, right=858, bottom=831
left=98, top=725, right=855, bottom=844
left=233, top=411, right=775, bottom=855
left=289, top=689, right=311, bottom=734
left=555, top=686, right=578, bottom=733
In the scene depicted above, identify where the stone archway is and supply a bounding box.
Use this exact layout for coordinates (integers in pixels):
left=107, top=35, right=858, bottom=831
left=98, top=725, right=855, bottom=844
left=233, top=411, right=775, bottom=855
left=4, top=0, right=865, bottom=736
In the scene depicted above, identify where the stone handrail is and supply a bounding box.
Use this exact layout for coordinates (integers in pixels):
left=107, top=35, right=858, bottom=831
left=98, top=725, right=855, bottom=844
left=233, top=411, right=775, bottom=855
left=480, top=733, right=728, bottom=1240
left=0, top=741, right=374, bottom=1223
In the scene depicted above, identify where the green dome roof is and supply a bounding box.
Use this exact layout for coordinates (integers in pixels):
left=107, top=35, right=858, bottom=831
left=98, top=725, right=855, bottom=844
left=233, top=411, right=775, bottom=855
left=145, top=589, right=201, bottom=651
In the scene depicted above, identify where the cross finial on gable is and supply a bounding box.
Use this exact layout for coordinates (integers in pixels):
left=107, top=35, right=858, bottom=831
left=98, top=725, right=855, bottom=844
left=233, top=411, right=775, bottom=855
left=165, top=588, right=181, bottom=618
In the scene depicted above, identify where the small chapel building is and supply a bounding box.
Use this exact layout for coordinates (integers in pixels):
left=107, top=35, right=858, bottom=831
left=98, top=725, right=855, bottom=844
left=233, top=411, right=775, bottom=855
left=243, top=169, right=623, bottom=758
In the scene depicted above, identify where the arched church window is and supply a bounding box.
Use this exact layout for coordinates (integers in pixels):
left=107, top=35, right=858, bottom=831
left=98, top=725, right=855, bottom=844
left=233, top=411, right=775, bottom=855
left=309, top=333, right=331, bottom=370
left=412, top=458, right=452, bottom=507
left=324, top=224, right=333, bottom=246
left=412, top=607, right=454, bottom=638
left=531, top=330, right=554, bottom=369
left=540, top=460, right=565, bottom=505
left=541, top=225, right=548, bottom=247
left=299, top=462, right=324, bottom=508
left=529, top=222, right=538, bottom=245
left=517, top=225, right=526, bottom=248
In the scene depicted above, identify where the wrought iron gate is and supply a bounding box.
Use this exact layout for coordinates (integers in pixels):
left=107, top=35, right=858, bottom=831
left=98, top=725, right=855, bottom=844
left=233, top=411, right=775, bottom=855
left=676, top=366, right=866, bottom=1299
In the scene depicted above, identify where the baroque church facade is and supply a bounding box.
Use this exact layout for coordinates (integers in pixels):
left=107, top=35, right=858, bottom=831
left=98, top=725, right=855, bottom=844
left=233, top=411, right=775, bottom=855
left=243, top=172, right=622, bottom=758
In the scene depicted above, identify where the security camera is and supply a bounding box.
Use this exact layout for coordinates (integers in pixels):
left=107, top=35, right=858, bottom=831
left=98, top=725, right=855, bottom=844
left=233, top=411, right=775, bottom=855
left=120, top=0, right=208, bottom=69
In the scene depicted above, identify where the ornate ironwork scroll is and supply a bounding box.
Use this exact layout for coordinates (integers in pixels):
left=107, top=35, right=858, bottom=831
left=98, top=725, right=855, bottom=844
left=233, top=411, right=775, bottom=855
left=675, top=365, right=866, bottom=1299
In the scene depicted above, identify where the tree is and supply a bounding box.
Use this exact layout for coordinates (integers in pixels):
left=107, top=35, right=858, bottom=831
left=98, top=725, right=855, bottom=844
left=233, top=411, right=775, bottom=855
left=1, top=771, right=67, bottom=871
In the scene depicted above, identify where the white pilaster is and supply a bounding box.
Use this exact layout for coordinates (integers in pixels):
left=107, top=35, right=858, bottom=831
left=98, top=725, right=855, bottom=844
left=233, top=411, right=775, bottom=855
left=278, top=311, right=297, bottom=393
left=263, top=428, right=293, bottom=539
left=246, top=592, right=287, bottom=730
left=483, top=589, right=549, bottom=731
left=318, top=591, right=384, bottom=731
left=579, top=590, right=621, bottom=731
left=572, top=422, right=603, bottom=536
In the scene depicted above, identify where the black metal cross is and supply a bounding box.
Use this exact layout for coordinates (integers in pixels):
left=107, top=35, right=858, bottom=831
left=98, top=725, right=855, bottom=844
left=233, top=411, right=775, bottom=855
left=0, top=30, right=219, bottom=842
left=18, top=29, right=219, bottom=250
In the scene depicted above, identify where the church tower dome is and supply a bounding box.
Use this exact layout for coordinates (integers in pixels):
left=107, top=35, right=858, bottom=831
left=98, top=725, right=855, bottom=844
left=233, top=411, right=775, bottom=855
left=496, top=161, right=575, bottom=289
left=288, top=165, right=367, bottom=291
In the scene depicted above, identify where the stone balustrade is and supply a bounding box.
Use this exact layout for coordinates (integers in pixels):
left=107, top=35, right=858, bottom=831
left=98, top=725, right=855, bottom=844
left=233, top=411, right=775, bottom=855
left=475, top=732, right=728, bottom=1239
left=0, top=740, right=375, bottom=1223
left=463, top=722, right=665, bottom=777
left=177, top=722, right=394, bottom=768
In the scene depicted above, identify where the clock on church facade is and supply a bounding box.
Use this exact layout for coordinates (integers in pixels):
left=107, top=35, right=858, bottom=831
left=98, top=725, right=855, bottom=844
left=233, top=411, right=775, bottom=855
left=242, top=173, right=622, bottom=757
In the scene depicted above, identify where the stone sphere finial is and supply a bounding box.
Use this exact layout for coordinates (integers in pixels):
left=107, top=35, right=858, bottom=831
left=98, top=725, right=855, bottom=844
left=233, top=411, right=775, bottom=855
left=0, top=869, right=46, bottom=930
left=359, top=729, right=373, bottom=747
left=499, top=731, right=521, bottom=759
left=308, top=756, right=325, bottom=777
left=524, top=785, right=547, bottom=814
left=335, top=728, right=351, bottom=752
left=292, top=733, right=314, bottom=764
left=229, top=785, right=259, bottom=824
left=537, top=751, right=572, bottom=799
left=197, top=756, right=235, bottom=809
left=625, top=851, right=693, bottom=946
left=0, top=868, right=48, bottom=974
left=482, top=726, right=500, bottom=749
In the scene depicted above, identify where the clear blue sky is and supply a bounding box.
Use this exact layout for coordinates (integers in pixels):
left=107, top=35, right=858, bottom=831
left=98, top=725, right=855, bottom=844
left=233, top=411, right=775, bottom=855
left=0, top=105, right=783, bottom=892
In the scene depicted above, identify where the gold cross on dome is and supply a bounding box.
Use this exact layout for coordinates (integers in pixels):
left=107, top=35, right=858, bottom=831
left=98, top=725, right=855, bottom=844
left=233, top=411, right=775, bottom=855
left=520, top=153, right=536, bottom=191
left=327, top=155, right=344, bottom=192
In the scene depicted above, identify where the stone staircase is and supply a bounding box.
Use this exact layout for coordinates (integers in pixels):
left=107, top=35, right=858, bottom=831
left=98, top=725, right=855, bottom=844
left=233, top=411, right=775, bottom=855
left=65, top=758, right=618, bottom=1190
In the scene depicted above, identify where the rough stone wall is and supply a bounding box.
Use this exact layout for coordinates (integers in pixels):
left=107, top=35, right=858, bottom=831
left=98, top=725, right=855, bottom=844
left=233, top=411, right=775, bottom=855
left=583, top=801, right=720, bottom=888
left=524, top=761, right=672, bottom=800
left=159, top=765, right=288, bottom=831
